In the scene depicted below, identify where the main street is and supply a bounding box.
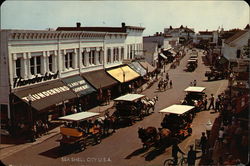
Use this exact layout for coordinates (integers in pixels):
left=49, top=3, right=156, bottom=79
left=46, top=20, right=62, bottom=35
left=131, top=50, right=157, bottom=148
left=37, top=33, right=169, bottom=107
left=2, top=48, right=228, bottom=166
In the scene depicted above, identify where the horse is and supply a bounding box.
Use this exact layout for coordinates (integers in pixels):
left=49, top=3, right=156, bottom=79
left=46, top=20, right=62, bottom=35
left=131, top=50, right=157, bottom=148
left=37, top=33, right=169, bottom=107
left=138, top=127, right=172, bottom=149
left=102, top=112, right=118, bottom=135
left=138, top=127, right=160, bottom=149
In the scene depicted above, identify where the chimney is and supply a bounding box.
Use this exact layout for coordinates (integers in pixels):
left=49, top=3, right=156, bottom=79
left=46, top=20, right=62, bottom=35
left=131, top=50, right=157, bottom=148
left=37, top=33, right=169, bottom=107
left=76, top=22, right=81, bottom=28
left=121, top=22, right=126, bottom=28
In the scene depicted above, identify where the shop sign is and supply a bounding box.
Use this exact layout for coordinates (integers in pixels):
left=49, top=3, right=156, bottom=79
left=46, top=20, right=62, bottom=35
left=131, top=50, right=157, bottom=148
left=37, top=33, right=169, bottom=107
left=67, top=80, right=89, bottom=93
left=13, top=71, right=59, bottom=88
left=22, top=85, right=69, bottom=102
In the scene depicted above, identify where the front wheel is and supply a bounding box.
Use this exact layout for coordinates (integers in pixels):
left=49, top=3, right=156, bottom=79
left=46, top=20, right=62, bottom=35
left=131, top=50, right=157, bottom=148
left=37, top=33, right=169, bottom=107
left=164, top=159, right=174, bottom=166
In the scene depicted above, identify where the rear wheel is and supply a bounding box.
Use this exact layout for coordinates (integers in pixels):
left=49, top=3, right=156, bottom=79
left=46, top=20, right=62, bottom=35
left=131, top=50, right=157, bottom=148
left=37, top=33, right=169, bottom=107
left=164, top=159, right=174, bottom=166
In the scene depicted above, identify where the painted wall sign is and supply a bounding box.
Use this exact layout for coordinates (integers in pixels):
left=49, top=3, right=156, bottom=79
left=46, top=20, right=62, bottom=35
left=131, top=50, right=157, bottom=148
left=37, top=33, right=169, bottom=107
left=22, top=85, right=70, bottom=102
left=13, top=71, right=59, bottom=88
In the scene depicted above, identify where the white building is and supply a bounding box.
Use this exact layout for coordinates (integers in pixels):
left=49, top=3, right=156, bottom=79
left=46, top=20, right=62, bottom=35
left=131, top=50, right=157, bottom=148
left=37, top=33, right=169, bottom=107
left=164, top=26, right=195, bottom=43
left=143, top=42, right=159, bottom=66
left=0, top=22, right=145, bottom=126
left=197, top=30, right=219, bottom=45
left=222, top=29, right=250, bottom=71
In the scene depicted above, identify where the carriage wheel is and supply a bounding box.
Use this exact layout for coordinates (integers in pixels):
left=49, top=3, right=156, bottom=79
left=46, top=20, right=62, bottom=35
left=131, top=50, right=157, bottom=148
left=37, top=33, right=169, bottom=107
left=164, top=159, right=175, bottom=166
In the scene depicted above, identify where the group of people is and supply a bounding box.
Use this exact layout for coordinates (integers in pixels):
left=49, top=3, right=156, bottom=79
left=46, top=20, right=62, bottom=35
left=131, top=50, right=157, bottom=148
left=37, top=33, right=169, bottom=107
left=30, top=120, right=49, bottom=142
left=170, top=131, right=208, bottom=166
left=157, top=73, right=173, bottom=91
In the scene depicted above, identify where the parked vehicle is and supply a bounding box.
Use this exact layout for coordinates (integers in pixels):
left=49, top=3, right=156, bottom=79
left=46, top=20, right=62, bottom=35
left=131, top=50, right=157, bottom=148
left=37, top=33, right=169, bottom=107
left=186, top=59, right=197, bottom=72
left=205, top=68, right=227, bottom=81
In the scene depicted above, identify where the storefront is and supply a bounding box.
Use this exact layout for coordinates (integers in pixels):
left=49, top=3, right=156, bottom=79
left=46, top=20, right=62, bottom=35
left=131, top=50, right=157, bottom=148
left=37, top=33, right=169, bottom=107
left=11, top=80, right=77, bottom=134
left=106, top=65, right=140, bottom=94
left=128, top=62, right=147, bottom=87
left=82, top=69, right=119, bottom=104
left=62, top=75, right=96, bottom=111
left=139, top=61, right=156, bottom=75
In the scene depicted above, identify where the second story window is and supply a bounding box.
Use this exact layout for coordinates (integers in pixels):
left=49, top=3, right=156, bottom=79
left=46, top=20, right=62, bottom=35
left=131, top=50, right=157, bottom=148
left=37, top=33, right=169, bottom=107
left=16, top=58, right=21, bottom=77
left=98, top=51, right=102, bottom=64
left=89, top=50, right=95, bottom=65
left=48, top=56, right=53, bottom=72
left=107, top=48, right=111, bottom=63
left=30, top=56, right=41, bottom=75
left=65, top=52, right=73, bottom=69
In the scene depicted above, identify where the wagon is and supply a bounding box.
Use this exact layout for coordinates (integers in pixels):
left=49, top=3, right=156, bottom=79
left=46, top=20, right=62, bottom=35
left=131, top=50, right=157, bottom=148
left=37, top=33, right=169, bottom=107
left=183, top=86, right=206, bottom=111
left=186, top=59, right=197, bottom=72
left=113, top=93, right=146, bottom=126
left=58, top=112, right=102, bottom=152
left=160, top=104, right=195, bottom=140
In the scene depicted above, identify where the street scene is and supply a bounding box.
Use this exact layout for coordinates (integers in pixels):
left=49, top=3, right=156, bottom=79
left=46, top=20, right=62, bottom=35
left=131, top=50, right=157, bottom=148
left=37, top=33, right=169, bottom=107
left=0, top=1, right=249, bottom=166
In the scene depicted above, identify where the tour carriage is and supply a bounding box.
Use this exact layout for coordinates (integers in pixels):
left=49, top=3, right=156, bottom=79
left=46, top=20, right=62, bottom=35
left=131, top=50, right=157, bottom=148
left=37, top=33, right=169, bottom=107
left=159, top=104, right=195, bottom=140
left=58, top=112, right=102, bottom=152
left=113, top=93, right=147, bottom=126
left=182, top=86, right=206, bottom=112
left=186, top=59, right=197, bottom=72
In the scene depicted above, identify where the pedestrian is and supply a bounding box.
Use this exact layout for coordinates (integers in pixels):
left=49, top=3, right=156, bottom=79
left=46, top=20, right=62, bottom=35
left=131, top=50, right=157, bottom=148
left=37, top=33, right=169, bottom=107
left=218, top=127, right=224, bottom=147
left=166, top=72, right=169, bottom=81
left=203, top=95, right=208, bottom=110
left=172, top=142, right=185, bottom=165
left=215, top=98, right=220, bottom=112
left=169, top=80, right=173, bottom=88
left=193, top=80, right=197, bottom=86
left=208, top=94, right=215, bottom=110
left=187, top=145, right=196, bottom=166
left=163, top=80, right=168, bottom=91
left=190, top=82, right=193, bottom=86
left=199, top=132, right=207, bottom=155
left=107, top=89, right=111, bottom=104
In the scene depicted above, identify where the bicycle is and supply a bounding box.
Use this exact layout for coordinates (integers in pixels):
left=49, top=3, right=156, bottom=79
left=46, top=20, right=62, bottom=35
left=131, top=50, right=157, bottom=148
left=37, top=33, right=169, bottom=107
left=163, top=154, right=188, bottom=166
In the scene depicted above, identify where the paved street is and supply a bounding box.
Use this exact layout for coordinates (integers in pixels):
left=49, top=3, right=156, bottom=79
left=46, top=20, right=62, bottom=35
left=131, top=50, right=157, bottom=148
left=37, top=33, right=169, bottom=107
left=2, top=48, right=228, bottom=166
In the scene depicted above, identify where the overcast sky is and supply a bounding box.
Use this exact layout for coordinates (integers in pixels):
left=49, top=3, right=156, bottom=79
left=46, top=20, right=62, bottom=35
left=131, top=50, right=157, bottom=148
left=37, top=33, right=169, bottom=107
left=1, top=0, right=249, bottom=35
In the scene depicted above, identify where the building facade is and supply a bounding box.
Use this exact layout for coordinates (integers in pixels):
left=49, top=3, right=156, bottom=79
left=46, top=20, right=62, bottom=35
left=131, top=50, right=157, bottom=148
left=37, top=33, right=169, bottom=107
left=0, top=23, right=145, bottom=127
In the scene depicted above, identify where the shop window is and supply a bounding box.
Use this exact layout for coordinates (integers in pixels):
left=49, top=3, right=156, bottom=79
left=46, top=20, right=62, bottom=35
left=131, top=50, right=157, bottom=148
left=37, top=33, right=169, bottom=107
left=30, top=57, right=35, bottom=75
left=89, top=50, right=95, bottom=65
left=16, top=58, right=21, bottom=77
left=82, top=52, right=85, bottom=66
left=36, top=56, right=41, bottom=74
left=113, top=48, right=119, bottom=62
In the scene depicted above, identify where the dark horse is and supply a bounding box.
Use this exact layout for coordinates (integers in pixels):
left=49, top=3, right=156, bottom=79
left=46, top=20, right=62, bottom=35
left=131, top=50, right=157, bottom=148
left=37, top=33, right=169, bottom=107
left=102, top=112, right=118, bottom=135
left=138, top=127, right=172, bottom=149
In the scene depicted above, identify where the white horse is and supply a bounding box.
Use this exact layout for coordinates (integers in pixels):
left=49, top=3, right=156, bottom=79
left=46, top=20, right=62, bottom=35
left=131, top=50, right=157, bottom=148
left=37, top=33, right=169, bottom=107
left=141, top=96, right=158, bottom=114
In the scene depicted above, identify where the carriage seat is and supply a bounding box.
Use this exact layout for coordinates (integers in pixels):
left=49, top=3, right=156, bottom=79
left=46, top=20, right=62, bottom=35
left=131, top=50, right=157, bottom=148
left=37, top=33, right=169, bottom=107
left=60, top=127, right=83, bottom=137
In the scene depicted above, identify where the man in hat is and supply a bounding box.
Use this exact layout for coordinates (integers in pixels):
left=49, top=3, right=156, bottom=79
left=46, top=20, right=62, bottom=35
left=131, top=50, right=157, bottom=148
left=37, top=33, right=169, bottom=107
left=187, top=145, right=196, bottom=166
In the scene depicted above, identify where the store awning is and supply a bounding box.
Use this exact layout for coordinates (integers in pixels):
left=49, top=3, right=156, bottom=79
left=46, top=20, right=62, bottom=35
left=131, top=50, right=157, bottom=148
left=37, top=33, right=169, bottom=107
left=128, top=62, right=147, bottom=76
left=13, top=80, right=77, bottom=111
left=106, top=65, right=140, bottom=83
left=82, top=69, right=118, bottom=89
left=62, top=75, right=96, bottom=96
left=139, top=61, right=156, bottom=73
left=160, top=53, right=168, bottom=59
left=59, top=112, right=100, bottom=121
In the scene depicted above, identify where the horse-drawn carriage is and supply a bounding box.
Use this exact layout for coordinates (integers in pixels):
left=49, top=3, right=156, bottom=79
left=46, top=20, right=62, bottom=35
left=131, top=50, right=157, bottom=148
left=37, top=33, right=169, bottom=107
left=138, top=105, right=194, bottom=149
left=58, top=112, right=102, bottom=152
left=182, top=86, right=206, bottom=112
left=113, top=94, right=157, bottom=126
left=160, top=104, right=195, bottom=140
left=186, top=59, right=197, bottom=72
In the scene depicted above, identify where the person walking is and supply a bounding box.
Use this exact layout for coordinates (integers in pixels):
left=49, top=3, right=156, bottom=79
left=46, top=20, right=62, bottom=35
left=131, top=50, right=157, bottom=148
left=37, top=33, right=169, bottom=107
left=215, top=98, right=220, bottom=112
left=187, top=145, right=196, bottom=166
left=169, top=80, right=173, bottom=88
left=203, top=95, right=208, bottom=110
left=199, top=132, right=207, bottom=155
left=165, top=72, right=169, bottom=81
left=190, top=82, right=193, bottom=86
left=172, top=142, right=185, bottom=165
left=208, top=94, right=215, bottom=110
left=193, top=80, right=197, bottom=86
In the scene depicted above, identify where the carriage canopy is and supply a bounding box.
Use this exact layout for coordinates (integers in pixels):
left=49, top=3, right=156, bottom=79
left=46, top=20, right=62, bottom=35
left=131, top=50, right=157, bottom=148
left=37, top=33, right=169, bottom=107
left=184, top=86, right=206, bottom=93
left=114, top=93, right=145, bottom=102
left=159, top=104, right=195, bottom=114
left=59, top=112, right=100, bottom=121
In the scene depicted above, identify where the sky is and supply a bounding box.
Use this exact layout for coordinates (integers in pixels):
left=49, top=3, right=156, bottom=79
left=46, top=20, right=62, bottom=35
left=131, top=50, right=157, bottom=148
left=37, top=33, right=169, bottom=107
left=1, top=0, right=249, bottom=35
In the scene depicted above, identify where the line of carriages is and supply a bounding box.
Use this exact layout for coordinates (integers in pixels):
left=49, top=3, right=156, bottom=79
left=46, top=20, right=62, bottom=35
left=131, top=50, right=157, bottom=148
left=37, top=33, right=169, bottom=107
left=138, top=86, right=206, bottom=150
left=57, top=93, right=158, bottom=153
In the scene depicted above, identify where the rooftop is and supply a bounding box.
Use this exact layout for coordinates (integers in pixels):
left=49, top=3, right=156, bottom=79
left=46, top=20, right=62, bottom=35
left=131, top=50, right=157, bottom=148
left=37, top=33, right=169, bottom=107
left=224, top=30, right=248, bottom=44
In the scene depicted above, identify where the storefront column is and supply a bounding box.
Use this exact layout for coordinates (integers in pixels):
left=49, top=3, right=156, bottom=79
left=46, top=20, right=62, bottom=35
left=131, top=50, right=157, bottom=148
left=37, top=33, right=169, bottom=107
left=53, top=50, right=58, bottom=73
left=110, top=47, right=114, bottom=63
left=41, top=51, right=47, bottom=75
left=72, top=49, right=77, bottom=69
left=79, top=48, right=83, bottom=68
left=85, top=48, right=90, bottom=66
left=24, top=52, right=30, bottom=79
left=95, top=48, right=100, bottom=65
left=12, top=53, right=17, bottom=78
